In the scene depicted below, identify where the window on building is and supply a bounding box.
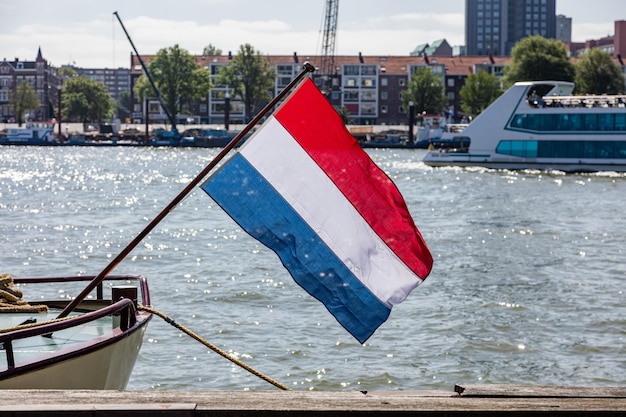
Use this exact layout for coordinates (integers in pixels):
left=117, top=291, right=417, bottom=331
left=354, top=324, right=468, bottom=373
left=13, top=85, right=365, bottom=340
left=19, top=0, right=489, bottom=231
left=344, top=65, right=360, bottom=75
left=381, top=105, right=388, bottom=114
left=381, top=77, right=388, bottom=86
left=398, top=78, right=406, bottom=87
left=361, top=78, right=376, bottom=87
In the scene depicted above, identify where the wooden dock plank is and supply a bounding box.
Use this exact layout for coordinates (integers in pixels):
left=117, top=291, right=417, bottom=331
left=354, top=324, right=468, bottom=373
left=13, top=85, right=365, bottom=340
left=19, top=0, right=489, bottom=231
left=455, top=384, right=626, bottom=398
left=0, top=387, right=623, bottom=416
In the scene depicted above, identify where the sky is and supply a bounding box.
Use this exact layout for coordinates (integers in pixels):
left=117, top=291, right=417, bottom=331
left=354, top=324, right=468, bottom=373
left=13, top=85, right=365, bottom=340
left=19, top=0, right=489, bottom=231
left=0, top=0, right=623, bottom=69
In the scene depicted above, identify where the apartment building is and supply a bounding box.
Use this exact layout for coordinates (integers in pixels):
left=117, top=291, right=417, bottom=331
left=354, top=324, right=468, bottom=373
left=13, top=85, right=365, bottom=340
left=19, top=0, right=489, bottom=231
left=129, top=52, right=509, bottom=126
left=0, top=48, right=62, bottom=123
left=465, top=0, right=556, bottom=56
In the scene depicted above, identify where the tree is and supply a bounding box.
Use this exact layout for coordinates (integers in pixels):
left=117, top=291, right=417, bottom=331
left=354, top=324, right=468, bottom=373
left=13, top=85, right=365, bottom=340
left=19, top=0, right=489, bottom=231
left=460, top=70, right=502, bottom=118
left=215, top=44, right=275, bottom=122
left=58, top=67, right=78, bottom=78
left=134, top=44, right=211, bottom=127
left=203, top=44, right=222, bottom=56
left=401, top=67, right=448, bottom=119
left=504, top=35, right=575, bottom=86
left=575, top=49, right=625, bottom=94
left=10, top=80, right=40, bottom=126
left=62, top=76, right=112, bottom=123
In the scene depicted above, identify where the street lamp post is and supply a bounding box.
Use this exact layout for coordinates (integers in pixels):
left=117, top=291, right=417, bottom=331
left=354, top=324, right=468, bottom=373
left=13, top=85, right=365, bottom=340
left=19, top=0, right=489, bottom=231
left=224, top=89, right=230, bottom=131
left=408, top=101, right=415, bottom=144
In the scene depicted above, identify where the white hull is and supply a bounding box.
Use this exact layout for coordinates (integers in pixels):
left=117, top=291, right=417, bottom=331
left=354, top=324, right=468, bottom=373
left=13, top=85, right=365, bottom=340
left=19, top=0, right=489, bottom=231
left=0, top=317, right=149, bottom=389
left=424, top=152, right=626, bottom=173
left=423, top=80, right=626, bottom=172
left=0, top=275, right=151, bottom=390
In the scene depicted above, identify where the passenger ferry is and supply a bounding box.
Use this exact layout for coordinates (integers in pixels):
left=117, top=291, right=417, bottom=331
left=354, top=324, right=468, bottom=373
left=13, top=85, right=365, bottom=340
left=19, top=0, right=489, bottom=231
left=423, top=81, right=626, bottom=172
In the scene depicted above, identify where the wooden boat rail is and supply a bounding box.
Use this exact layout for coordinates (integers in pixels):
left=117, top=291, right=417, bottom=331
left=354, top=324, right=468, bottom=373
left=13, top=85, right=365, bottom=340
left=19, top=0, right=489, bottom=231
left=0, top=274, right=151, bottom=373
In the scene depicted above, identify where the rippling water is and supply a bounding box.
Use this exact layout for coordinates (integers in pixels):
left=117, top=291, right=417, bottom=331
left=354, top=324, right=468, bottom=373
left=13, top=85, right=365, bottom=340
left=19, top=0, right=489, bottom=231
left=1, top=146, right=624, bottom=391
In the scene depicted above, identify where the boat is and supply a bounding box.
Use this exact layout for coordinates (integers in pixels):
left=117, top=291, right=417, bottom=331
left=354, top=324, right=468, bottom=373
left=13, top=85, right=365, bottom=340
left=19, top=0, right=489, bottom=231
left=0, top=273, right=151, bottom=389
left=414, top=123, right=470, bottom=149
left=423, top=80, right=626, bottom=172
left=1, top=122, right=57, bottom=145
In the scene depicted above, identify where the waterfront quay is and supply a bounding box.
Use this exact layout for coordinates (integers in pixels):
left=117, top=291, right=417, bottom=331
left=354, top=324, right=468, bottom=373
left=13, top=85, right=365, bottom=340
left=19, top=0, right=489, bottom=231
left=1, top=385, right=624, bottom=416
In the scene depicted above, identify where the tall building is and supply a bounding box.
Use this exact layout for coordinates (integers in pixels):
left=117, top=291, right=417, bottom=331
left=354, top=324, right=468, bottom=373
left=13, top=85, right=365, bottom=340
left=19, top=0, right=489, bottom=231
left=556, top=14, right=572, bottom=43
left=465, top=0, right=556, bottom=56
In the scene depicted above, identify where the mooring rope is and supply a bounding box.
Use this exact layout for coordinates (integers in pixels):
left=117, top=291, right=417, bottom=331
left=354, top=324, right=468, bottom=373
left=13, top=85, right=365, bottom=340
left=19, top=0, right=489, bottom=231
left=138, top=305, right=292, bottom=391
left=0, top=273, right=48, bottom=313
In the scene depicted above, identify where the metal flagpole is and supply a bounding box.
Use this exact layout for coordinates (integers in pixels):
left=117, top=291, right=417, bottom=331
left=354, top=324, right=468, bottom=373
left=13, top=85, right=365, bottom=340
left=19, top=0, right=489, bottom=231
left=56, top=62, right=315, bottom=319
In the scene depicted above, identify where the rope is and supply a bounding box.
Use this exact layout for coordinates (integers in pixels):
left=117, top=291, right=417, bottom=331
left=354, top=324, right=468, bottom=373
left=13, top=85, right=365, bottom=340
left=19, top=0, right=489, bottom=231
left=138, top=305, right=292, bottom=391
left=0, top=273, right=48, bottom=313
left=0, top=314, right=73, bottom=333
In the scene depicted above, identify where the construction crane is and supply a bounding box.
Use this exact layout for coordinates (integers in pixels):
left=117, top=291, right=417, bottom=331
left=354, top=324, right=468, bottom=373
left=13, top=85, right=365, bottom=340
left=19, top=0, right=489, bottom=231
left=113, top=11, right=177, bottom=133
left=319, top=0, right=339, bottom=95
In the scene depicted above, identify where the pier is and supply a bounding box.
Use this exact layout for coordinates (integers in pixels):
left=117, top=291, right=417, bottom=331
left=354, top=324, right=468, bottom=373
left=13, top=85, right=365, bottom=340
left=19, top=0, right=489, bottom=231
left=1, top=385, right=624, bottom=416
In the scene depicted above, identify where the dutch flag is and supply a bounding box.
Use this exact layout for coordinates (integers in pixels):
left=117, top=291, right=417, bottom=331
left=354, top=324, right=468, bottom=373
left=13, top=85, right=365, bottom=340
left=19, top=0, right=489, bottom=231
left=202, top=78, right=432, bottom=343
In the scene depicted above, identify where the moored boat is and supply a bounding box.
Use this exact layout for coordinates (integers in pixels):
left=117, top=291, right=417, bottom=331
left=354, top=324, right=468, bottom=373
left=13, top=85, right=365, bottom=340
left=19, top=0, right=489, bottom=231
left=423, top=80, right=626, bottom=172
left=0, top=273, right=151, bottom=389
left=1, top=122, right=57, bottom=145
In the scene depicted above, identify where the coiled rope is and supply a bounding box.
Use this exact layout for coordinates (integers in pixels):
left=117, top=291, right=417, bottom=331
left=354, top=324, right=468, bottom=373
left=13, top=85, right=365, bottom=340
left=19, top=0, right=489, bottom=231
left=0, top=273, right=48, bottom=313
left=138, top=305, right=291, bottom=391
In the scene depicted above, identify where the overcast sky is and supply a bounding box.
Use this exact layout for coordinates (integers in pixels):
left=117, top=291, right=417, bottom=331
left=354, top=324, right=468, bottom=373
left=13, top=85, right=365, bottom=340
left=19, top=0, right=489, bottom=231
left=0, top=0, right=623, bottom=68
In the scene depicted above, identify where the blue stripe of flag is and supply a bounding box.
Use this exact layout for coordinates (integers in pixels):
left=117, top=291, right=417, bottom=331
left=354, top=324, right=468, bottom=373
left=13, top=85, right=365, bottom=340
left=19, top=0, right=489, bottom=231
left=202, top=153, right=390, bottom=343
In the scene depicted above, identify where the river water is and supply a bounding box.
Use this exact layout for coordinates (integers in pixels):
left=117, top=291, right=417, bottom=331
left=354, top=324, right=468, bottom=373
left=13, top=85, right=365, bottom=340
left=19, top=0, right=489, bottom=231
left=0, top=146, right=624, bottom=391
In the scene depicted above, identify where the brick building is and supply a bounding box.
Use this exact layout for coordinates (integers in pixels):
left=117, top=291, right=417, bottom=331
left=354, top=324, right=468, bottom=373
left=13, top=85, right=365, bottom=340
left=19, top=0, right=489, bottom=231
left=129, top=51, right=513, bottom=126
left=0, top=47, right=62, bottom=123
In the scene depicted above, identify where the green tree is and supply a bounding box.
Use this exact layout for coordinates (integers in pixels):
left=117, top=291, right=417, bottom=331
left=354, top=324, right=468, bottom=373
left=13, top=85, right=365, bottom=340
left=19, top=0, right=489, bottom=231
left=460, top=70, right=502, bottom=118
left=575, top=49, right=625, bottom=94
left=10, top=80, right=40, bottom=126
left=58, top=67, right=78, bottom=78
left=504, top=35, right=575, bottom=86
left=216, top=44, right=275, bottom=122
left=61, top=76, right=112, bottom=123
left=134, top=44, right=211, bottom=128
left=401, top=67, right=448, bottom=119
left=202, top=44, right=222, bottom=56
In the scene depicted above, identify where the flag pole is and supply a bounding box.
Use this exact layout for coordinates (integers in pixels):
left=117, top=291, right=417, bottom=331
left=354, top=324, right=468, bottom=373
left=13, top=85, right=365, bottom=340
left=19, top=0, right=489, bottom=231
left=56, top=62, right=316, bottom=319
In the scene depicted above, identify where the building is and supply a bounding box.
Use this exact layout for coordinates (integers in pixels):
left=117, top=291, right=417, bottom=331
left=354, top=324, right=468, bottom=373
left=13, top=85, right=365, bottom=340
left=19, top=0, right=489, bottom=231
left=556, top=14, right=572, bottom=43
left=567, top=20, right=626, bottom=59
left=465, top=0, right=556, bottom=56
left=68, top=66, right=131, bottom=102
left=129, top=52, right=513, bottom=126
left=0, top=48, right=62, bottom=123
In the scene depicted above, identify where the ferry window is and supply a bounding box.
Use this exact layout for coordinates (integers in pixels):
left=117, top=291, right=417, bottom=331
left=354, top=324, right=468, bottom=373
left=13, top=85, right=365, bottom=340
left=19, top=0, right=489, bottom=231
left=537, top=140, right=554, bottom=157
left=555, top=114, right=570, bottom=131
left=598, top=114, right=614, bottom=131
left=583, top=114, right=598, bottom=131
left=512, top=114, right=526, bottom=128
left=525, top=114, right=540, bottom=131
left=615, top=114, right=626, bottom=131
left=569, top=114, right=582, bottom=131
left=538, top=114, right=554, bottom=131
left=614, top=141, right=626, bottom=157
left=526, top=140, right=538, bottom=157
left=565, top=141, right=583, bottom=158
left=496, top=140, right=511, bottom=154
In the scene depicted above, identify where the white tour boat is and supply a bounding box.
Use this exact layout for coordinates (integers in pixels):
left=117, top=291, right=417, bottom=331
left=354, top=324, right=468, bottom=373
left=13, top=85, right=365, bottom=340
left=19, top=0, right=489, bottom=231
left=423, top=80, right=626, bottom=172
left=0, top=274, right=151, bottom=389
